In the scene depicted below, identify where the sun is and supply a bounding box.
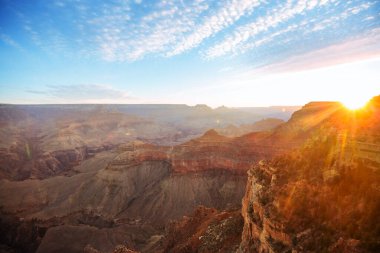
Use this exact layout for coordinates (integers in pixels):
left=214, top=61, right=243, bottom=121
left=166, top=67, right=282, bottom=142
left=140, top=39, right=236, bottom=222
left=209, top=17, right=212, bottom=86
left=341, top=98, right=368, bottom=110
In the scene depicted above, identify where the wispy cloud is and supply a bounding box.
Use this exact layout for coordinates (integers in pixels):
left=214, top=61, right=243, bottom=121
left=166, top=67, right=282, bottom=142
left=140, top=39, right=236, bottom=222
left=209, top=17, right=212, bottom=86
left=205, top=0, right=333, bottom=58
left=167, top=0, right=260, bottom=57
left=4, top=0, right=380, bottom=65
left=23, top=23, right=43, bottom=47
left=0, top=33, right=23, bottom=51
left=309, top=1, right=373, bottom=32
left=26, top=90, right=47, bottom=94
left=96, top=0, right=209, bottom=61
left=28, top=84, right=132, bottom=102
left=240, top=28, right=380, bottom=75
left=231, top=1, right=376, bottom=57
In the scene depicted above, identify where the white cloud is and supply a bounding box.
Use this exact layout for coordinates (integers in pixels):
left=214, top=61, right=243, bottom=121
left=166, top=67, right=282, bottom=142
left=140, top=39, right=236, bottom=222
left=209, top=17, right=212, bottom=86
left=309, top=2, right=372, bottom=32
left=236, top=24, right=299, bottom=55
left=0, top=33, right=23, bottom=50
left=23, top=24, right=42, bottom=47
left=204, top=0, right=378, bottom=59
left=241, top=29, right=380, bottom=74
left=94, top=1, right=209, bottom=61
left=40, top=84, right=132, bottom=101
left=10, top=0, right=380, bottom=62
left=167, top=0, right=260, bottom=56
left=205, top=0, right=330, bottom=58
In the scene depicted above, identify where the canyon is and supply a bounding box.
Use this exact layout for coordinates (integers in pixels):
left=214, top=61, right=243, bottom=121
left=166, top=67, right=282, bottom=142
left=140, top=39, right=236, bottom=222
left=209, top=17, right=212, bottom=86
left=0, top=98, right=379, bottom=252
left=0, top=104, right=292, bottom=253
left=0, top=104, right=292, bottom=181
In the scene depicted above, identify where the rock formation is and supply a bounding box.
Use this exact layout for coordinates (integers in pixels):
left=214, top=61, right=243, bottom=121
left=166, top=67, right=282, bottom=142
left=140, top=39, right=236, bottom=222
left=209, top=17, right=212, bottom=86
left=239, top=96, right=380, bottom=252
left=159, top=206, right=243, bottom=253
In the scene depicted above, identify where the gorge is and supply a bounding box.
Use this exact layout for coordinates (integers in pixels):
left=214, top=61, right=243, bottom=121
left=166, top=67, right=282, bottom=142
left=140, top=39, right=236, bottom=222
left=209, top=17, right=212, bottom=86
left=0, top=97, right=379, bottom=253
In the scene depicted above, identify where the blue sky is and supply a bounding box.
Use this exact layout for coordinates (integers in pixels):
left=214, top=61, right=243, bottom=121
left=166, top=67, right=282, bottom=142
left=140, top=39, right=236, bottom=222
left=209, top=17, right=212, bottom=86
left=0, top=0, right=379, bottom=106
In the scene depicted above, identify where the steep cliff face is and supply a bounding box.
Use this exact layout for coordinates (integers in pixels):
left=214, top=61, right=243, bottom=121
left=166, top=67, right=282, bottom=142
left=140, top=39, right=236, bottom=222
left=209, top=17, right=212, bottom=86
left=240, top=161, right=292, bottom=253
left=240, top=96, right=380, bottom=253
left=241, top=156, right=380, bottom=252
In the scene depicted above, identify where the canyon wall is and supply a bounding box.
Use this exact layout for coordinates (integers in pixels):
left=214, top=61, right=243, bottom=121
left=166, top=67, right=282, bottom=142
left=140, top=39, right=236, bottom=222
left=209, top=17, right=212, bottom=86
left=239, top=96, right=380, bottom=252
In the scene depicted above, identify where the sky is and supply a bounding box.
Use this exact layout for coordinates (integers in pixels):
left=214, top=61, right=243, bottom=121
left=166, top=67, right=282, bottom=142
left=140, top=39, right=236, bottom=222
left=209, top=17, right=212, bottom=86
left=0, top=0, right=379, bottom=107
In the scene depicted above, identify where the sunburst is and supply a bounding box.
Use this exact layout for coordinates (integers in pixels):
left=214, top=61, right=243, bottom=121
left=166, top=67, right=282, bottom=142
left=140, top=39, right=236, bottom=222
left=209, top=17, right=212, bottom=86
left=341, top=98, right=368, bottom=110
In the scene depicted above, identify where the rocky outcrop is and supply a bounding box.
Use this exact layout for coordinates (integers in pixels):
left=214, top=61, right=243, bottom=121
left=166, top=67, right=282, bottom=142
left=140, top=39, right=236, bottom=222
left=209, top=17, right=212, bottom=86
left=159, top=206, right=243, bottom=253
left=240, top=161, right=292, bottom=253
left=239, top=158, right=377, bottom=253
left=240, top=96, right=380, bottom=252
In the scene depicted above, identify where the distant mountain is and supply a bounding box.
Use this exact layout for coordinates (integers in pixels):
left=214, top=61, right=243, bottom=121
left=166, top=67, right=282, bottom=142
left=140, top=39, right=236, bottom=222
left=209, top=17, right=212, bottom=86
left=234, top=106, right=301, bottom=120
left=0, top=104, right=296, bottom=181
left=215, top=118, right=284, bottom=137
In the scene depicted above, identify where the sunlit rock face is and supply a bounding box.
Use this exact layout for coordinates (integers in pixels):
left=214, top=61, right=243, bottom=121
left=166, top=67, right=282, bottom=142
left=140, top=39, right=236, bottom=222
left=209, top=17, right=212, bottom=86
left=239, top=96, right=380, bottom=253
left=240, top=160, right=298, bottom=253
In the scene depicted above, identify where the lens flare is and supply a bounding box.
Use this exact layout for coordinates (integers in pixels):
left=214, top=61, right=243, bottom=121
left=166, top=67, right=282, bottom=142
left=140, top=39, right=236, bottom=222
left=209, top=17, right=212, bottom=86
left=341, top=98, right=369, bottom=110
